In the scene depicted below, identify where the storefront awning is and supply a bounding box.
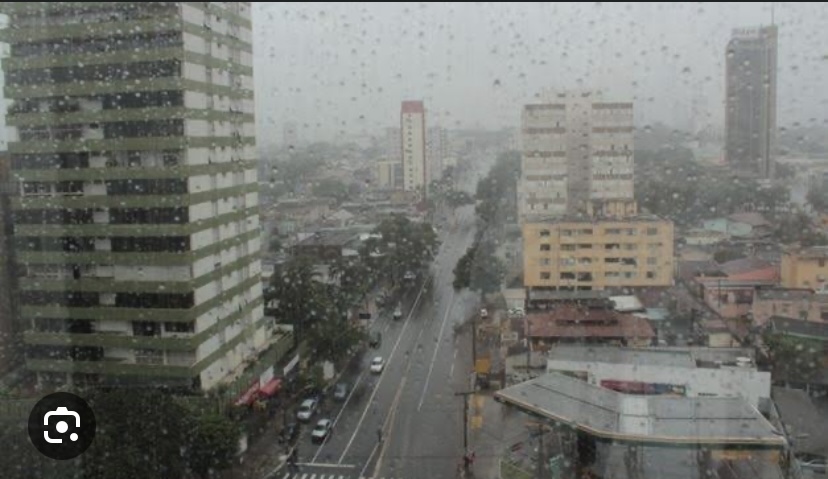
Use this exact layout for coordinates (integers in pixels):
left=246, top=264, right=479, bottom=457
left=259, top=378, right=282, bottom=397
left=234, top=382, right=260, bottom=407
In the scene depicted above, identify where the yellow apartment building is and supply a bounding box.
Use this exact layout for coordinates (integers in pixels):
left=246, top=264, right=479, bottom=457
left=523, top=215, right=674, bottom=290
left=781, top=246, right=828, bottom=291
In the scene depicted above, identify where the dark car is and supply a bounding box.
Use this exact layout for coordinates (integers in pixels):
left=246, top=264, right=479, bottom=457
left=333, top=382, right=348, bottom=401
left=279, top=421, right=300, bottom=445
left=369, top=331, right=382, bottom=348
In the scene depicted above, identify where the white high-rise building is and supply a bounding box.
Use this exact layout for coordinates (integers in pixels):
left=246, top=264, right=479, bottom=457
left=401, top=101, right=427, bottom=195
left=1, top=2, right=268, bottom=391
left=518, top=91, right=635, bottom=222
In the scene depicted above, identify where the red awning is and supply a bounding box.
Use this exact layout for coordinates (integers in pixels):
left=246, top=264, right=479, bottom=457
left=258, top=378, right=283, bottom=397
left=234, top=382, right=260, bottom=407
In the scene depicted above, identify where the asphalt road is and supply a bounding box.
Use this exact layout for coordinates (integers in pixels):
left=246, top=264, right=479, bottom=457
left=273, top=205, right=479, bottom=479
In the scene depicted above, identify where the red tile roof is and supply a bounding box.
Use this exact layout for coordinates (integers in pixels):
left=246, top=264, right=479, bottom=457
left=525, top=306, right=655, bottom=340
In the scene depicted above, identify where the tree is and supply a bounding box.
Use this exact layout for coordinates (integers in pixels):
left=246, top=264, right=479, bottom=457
left=369, top=215, right=440, bottom=286
left=771, top=211, right=828, bottom=247
left=185, top=414, right=240, bottom=479
left=807, top=185, right=828, bottom=213
left=313, top=178, right=352, bottom=202
left=82, top=388, right=190, bottom=479
left=445, top=190, right=475, bottom=209
left=754, top=184, right=790, bottom=213
left=267, top=256, right=326, bottom=348
left=453, top=240, right=506, bottom=298
left=762, top=331, right=824, bottom=385
left=474, top=150, right=521, bottom=227
left=304, top=313, right=366, bottom=364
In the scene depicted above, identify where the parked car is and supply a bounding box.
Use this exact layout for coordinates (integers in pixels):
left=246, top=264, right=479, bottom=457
left=393, top=305, right=403, bottom=320
left=333, top=382, right=349, bottom=401
left=369, top=331, right=382, bottom=348
left=311, top=419, right=333, bottom=444
left=798, top=454, right=827, bottom=475
left=279, top=421, right=300, bottom=445
left=480, top=308, right=488, bottom=318
left=296, top=398, right=318, bottom=422
left=508, top=307, right=525, bottom=318
left=404, top=270, right=416, bottom=281
left=370, top=356, right=384, bottom=373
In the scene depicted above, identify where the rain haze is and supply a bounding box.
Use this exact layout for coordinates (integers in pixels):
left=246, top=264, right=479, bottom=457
left=252, top=2, right=828, bottom=146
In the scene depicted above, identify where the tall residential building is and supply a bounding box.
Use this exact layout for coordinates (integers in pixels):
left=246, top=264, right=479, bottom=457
left=0, top=151, right=20, bottom=375
left=523, top=216, right=674, bottom=291
left=427, top=125, right=448, bottom=181
left=375, top=159, right=402, bottom=190
left=725, top=25, right=778, bottom=179
left=0, top=3, right=267, bottom=390
left=518, top=91, right=635, bottom=222
left=400, top=101, right=427, bottom=195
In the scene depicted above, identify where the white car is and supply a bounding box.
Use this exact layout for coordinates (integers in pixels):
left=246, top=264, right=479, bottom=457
left=403, top=270, right=416, bottom=281
left=311, top=419, right=333, bottom=444
left=798, top=455, right=827, bottom=475
left=370, top=356, right=384, bottom=373
left=393, top=305, right=403, bottom=320
left=296, top=398, right=318, bottom=422
left=509, top=307, right=525, bottom=318
left=480, top=308, right=488, bottom=318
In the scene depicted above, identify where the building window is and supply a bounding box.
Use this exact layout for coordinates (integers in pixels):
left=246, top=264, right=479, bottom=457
left=540, top=258, right=551, bottom=266
left=605, top=228, right=621, bottom=235
left=647, top=227, right=659, bottom=236
left=540, top=244, right=551, bottom=252
left=623, top=244, right=637, bottom=251
left=540, top=272, right=551, bottom=280
left=646, top=271, right=656, bottom=279
left=580, top=228, right=593, bottom=235
left=560, top=258, right=576, bottom=267
left=539, top=229, right=550, bottom=237
left=578, top=244, right=592, bottom=249
left=560, top=272, right=576, bottom=280
left=561, top=229, right=573, bottom=237
left=647, top=257, right=657, bottom=265
left=561, top=244, right=576, bottom=251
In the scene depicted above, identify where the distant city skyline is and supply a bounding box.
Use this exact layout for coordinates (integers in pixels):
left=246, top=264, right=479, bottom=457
left=250, top=3, right=828, bottom=146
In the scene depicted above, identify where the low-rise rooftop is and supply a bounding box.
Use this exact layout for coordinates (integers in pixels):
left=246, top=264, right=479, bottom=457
left=494, top=372, right=786, bottom=447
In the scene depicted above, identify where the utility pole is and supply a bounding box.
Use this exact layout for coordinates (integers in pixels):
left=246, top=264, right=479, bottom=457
left=455, top=390, right=475, bottom=458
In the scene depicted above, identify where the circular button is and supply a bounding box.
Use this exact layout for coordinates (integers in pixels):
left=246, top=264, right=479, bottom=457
left=28, top=392, right=96, bottom=460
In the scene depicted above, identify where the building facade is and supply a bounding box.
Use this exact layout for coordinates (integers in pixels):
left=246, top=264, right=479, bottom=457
left=725, top=25, right=778, bottom=179
left=426, top=125, right=448, bottom=181
left=522, top=216, right=674, bottom=290
left=375, top=159, right=401, bottom=190
left=0, top=2, right=266, bottom=390
left=518, top=91, right=634, bottom=222
left=781, top=246, right=828, bottom=291
left=752, top=288, right=828, bottom=326
left=401, top=101, right=426, bottom=195
left=0, top=152, right=20, bottom=375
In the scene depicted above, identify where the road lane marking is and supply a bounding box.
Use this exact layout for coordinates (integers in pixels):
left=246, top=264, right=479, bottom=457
left=417, top=288, right=456, bottom=411
left=294, top=463, right=355, bottom=468
left=337, top=277, right=430, bottom=464
left=311, top=369, right=367, bottom=463
left=371, top=376, right=407, bottom=478
left=358, top=442, right=380, bottom=479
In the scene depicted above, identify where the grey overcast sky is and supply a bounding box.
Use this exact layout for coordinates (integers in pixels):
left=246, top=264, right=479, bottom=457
left=251, top=2, right=828, bottom=146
